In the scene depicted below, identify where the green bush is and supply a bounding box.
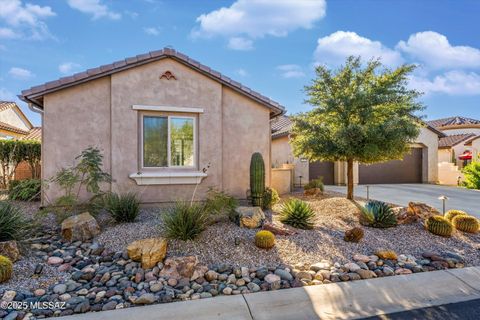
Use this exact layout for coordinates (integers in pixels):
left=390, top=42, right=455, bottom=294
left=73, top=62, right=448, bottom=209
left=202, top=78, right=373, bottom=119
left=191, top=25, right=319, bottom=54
left=262, top=187, right=280, bottom=210
left=103, top=192, right=140, bottom=223
left=8, top=179, right=41, bottom=201
left=0, top=201, right=29, bottom=241
left=462, top=161, right=480, bottom=189
left=279, top=198, right=315, bottom=229
left=163, top=201, right=208, bottom=240
left=304, top=178, right=324, bottom=191
left=360, top=200, right=398, bottom=228
left=204, top=188, right=238, bottom=221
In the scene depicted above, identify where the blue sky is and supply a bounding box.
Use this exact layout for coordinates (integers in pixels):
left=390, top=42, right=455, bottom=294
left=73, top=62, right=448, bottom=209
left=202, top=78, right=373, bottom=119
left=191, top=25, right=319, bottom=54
left=1, top=0, right=480, bottom=126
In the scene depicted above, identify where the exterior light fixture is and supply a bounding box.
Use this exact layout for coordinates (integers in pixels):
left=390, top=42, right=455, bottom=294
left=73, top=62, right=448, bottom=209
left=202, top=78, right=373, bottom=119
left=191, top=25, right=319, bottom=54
left=438, top=195, right=448, bottom=214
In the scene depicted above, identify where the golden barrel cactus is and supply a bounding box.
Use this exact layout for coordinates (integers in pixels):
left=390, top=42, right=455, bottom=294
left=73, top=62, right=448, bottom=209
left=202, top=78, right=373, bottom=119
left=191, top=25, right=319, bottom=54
left=0, top=255, right=13, bottom=283
left=425, top=216, right=453, bottom=237
left=344, top=227, right=364, bottom=243
left=444, top=210, right=468, bottom=222
left=254, top=230, right=275, bottom=249
left=452, top=215, right=480, bottom=233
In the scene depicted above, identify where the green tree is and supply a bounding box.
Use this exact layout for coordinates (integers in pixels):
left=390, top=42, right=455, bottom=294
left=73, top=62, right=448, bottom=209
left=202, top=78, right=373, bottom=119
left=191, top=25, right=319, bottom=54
left=290, top=56, right=424, bottom=200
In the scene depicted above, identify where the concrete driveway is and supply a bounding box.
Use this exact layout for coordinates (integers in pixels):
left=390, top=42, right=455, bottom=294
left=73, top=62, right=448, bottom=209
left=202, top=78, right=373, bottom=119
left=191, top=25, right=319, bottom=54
left=325, top=184, right=480, bottom=218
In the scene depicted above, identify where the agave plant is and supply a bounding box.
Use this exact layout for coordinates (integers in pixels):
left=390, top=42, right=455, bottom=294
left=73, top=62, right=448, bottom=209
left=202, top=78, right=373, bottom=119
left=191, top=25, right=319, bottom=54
left=360, top=200, right=397, bottom=228
left=279, top=198, right=315, bottom=229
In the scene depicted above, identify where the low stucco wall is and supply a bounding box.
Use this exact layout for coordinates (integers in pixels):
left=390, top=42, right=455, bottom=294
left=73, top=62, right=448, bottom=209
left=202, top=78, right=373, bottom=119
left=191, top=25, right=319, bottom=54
left=271, top=168, right=292, bottom=195
left=271, top=136, right=308, bottom=186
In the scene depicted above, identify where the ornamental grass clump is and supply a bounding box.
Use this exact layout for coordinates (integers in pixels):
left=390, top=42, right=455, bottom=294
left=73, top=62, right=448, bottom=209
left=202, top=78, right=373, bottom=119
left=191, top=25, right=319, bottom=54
left=103, top=192, right=140, bottom=223
left=279, top=198, right=315, bottom=230
left=360, top=200, right=397, bottom=228
left=204, top=188, right=238, bottom=222
left=0, top=201, right=29, bottom=241
left=163, top=201, right=208, bottom=241
left=8, top=179, right=41, bottom=201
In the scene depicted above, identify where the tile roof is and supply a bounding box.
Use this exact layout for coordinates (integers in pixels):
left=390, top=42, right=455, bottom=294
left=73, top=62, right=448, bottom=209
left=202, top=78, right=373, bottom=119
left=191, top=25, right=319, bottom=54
left=0, top=121, right=30, bottom=135
left=0, top=101, right=16, bottom=112
left=438, top=133, right=476, bottom=148
left=427, top=116, right=480, bottom=128
left=271, top=115, right=292, bottom=139
left=21, top=127, right=41, bottom=141
left=20, top=47, right=285, bottom=117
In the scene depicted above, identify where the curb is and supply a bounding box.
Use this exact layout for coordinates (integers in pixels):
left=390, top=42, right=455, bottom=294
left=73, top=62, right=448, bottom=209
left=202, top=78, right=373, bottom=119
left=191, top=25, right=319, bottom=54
left=58, top=266, right=480, bottom=320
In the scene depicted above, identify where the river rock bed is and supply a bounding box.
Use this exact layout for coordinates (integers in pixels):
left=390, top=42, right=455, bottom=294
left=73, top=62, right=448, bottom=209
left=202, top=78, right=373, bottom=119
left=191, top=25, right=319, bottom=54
left=0, top=233, right=467, bottom=319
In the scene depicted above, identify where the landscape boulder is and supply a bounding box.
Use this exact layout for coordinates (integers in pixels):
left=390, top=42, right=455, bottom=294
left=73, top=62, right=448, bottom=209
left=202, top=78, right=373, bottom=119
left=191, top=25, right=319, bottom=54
left=127, top=238, right=167, bottom=269
left=61, top=212, right=101, bottom=242
left=262, top=221, right=296, bottom=235
left=407, top=202, right=440, bottom=221
left=0, top=240, right=20, bottom=262
left=234, top=206, right=265, bottom=228
left=159, top=256, right=207, bottom=280
left=304, top=188, right=322, bottom=196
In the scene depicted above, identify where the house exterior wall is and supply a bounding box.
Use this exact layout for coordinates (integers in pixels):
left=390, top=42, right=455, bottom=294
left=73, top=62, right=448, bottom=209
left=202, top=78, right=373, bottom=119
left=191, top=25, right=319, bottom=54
left=42, top=58, right=272, bottom=203
left=0, top=107, right=31, bottom=132
left=471, top=139, right=480, bottom=160
left=271, top=136, right=308, bottom=186
left=416, top=126, right=439, bottom=183
left=438, top=149, right=452, bottom=163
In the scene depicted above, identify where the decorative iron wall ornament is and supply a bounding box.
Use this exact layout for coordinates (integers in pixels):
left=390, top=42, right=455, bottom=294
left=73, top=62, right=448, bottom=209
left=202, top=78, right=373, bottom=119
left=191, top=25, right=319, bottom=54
left=160, top=71, right=177, bottom=80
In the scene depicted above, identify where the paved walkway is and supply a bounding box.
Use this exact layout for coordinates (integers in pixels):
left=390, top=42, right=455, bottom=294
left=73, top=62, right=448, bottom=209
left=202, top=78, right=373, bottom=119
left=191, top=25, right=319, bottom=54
left=325, top=184, right=480, bottom=217
left=59, top=267, right=480, bottom=320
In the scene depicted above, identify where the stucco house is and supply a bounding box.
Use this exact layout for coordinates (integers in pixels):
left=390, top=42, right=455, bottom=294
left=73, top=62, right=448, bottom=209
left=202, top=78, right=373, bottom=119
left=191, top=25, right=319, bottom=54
left=20, top=48, right=284, bottom=203
left=271, top=115, right=443, bottom=186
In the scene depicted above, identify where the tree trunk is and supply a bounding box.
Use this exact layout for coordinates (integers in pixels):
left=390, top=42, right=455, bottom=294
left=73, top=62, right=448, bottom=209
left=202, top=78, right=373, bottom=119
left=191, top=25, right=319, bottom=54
left=347, top=158, right=354, bottom=200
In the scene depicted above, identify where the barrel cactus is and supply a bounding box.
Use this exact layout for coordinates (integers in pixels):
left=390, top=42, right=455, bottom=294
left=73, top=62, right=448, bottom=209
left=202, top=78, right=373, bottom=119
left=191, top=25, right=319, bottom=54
left=444, top=210, right=468, bottom=222
left=250, top=152, right=265, bottom=207
left=254, top=230, right=275, bottom=249
left=0, top=255, right=13, bottom=283
left=425, top=216, right=453, bottom=237
left=375, top=249, right=398, bottom=260
left=360, top=200, right=397, bottom=228
left=452, top=215, right=480, bottom=233
left=344, top=227, right=364, bottom=243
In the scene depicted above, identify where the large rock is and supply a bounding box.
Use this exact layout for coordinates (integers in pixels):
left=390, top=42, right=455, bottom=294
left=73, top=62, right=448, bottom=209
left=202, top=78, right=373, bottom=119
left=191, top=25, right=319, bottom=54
left=127, top=238, right=167, bottom=269
left=407, top=202, right=440, bottom=221
left=159, top=256, right=206, bottom=280
left=61, top=212, right=100, bottom=242
left=235, top=206, right=265, bottom=228
left=0, top=240, right=20, bottom=262
left=262, top=221, right=296, bottom=235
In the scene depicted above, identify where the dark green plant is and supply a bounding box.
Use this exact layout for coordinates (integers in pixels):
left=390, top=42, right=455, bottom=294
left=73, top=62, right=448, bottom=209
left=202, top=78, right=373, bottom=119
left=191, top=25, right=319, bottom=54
left=304, top=178, right=324, bottom=191
left=22, top=140, right=41, bottom=179
left=163, top=201, right=208, bottom=240
left=250, top=152, right=265, bottom=207
left=0, top=140, right=41, bottom=188
left=344, top=227, right=364, bottom=243
left=103, top=192, right=140, bottom=223
left=0, top=255, right=13, bottom=283
left=290, top=56, right=423, bottom=200
left=204, top=188, right=238, bottom=222
left=452, top=215, right=479, bottom=233
left=8, top=179, right=41, bottom=201
left=254, top=230, right=275, bottom=249
left=462, top=161, right=480, bottom=190
left=360, top=200, right=398, bottom=228
left=0, top=201, right=30, bottom=241
left=425, top=216, right=453, bottom=237
left=262, top=187, right=280, bottom=210
left=279, top=198, right=315, bottom=229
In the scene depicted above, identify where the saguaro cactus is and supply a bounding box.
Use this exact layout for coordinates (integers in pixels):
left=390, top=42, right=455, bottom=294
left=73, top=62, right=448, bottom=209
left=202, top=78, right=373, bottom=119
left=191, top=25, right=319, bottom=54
left=250, top=152, right=265, bottom=207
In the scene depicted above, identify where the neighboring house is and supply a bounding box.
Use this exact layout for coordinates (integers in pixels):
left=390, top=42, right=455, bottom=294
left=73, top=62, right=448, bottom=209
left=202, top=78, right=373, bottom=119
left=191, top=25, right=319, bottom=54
left=20, top=48, right=285, bottom=204
left=271, top=115, right=443, bottom=185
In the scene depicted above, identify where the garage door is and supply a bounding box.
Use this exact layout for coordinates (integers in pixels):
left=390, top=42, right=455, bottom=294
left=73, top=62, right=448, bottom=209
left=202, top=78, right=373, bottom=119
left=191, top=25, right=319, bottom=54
left=309, top=161, right=334, bottom=185
left=359, top=148, right=423, bottom=184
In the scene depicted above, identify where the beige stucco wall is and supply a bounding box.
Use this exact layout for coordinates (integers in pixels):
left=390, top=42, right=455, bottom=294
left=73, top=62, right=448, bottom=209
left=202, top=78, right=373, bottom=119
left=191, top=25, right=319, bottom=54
left=416, top=126, right=439, bottom=183
left=471, top=139, right=480, bottom=160
left=271, top=136, right=308, bottom=186
left=42, top=58, right=272, bottom=203
left=438, top=149, right=452, bottom=163
left=271, top=168, right=292, bottom=195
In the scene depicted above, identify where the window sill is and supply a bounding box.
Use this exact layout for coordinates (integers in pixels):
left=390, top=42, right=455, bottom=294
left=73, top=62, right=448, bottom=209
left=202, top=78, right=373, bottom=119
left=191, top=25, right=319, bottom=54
left=129, top=171, right=207, bottom=185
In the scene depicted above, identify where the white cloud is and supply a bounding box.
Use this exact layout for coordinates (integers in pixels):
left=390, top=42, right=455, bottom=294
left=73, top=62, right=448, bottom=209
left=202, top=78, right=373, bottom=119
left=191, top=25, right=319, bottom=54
left=0, top=0, right=55, bottom=40
left=277, top=64, right=305, bottom=78
left=235, top=68, right=248, bottom=77
left=228, top=37, right=253, bottom=50
left=67, top=0, right=121, bottom=20
left=194, top=0, right=326, bottom=49
left=8, top=67, right=34, bottom=80
left=59, top=62, right=81, bottom=74
left=314, top=31, right=403, bottom=67
left=397, top=31, right=480, bottom=70
left=0, top=87, right=16, bottom=101
left=410, top=70, right=480, bottom=95
left=143, top=27, right=160, bottom=36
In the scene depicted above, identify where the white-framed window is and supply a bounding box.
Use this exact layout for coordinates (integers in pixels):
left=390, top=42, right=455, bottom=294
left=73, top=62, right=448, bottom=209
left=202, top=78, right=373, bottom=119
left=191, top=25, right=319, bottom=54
left=141, top=114, right=196, bottom=169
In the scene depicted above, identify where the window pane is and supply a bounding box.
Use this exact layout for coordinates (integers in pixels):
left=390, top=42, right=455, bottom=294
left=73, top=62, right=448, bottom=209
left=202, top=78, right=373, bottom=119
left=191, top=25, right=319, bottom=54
left=170, top=118, right=194, bottom=167
left=143, top=116, right=168, bottom=167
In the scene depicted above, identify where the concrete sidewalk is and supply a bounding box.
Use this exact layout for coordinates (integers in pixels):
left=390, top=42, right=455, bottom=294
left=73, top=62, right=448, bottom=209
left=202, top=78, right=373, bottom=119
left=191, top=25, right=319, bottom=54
left=59, top=267, right=480, bottom=320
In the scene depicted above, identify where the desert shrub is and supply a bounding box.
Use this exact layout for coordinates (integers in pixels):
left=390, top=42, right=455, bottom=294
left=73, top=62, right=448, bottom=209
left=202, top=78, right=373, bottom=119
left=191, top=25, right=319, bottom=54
left=0, top=255, right=13, bottom=283
left=360, top=200, right=397, bottom=228
left=304, top=178, right=324, bottom=191
left=254, top=230, right=275, bottom=249
left=163, top=201, right=208, bottom=240
left=8, top=179, right=41, bottom=201
left=0, top=202, right=30, bottom=241
left=452, top=215, right=480, bottom=233
left=262, top=187, right=280, bottom=210
left=103, top=192, right=140, bottom=223
left=279, top=198, right=315, bottom=229
left=425, top=216, right=453, bottom=237
left=444, top=209, right=468, bottom=222
left=204, top=188, right=238, bottom=221
left=462, top=161, right=480, bottom=190
left=344, top=227, right=364, bottom=243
